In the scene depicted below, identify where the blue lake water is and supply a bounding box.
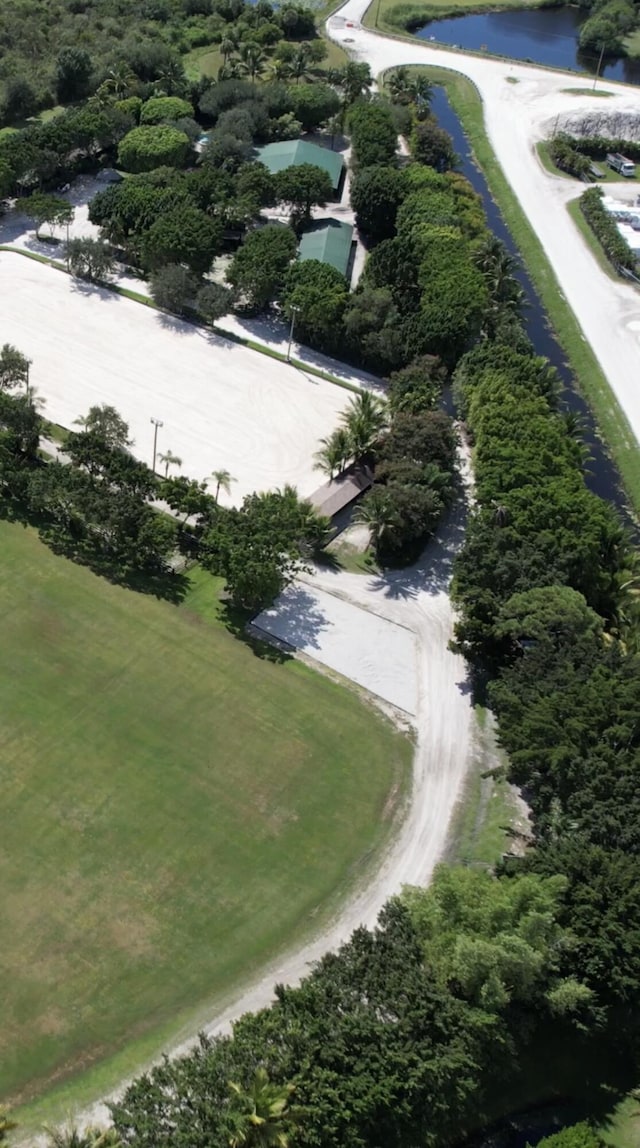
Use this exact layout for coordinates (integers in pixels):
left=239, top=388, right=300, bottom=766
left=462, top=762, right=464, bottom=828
left=416, top=6, right=640, bottom=85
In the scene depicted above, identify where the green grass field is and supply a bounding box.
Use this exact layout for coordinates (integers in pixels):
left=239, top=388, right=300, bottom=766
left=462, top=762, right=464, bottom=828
left=0, top=520, right=410, bottom=1116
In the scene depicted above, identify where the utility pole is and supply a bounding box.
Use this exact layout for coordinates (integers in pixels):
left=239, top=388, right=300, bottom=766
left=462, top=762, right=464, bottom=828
left=593, top=41, right=605, bottom=91
left=25, top=358, right=32, bottom=401
left=286, top=306, right=300, bottom=363
left=150, top=417, right=163, bottom=472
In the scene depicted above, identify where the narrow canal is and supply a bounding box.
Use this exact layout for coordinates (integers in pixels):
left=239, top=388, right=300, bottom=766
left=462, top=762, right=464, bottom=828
left=431, top=86, right=634, bottom=525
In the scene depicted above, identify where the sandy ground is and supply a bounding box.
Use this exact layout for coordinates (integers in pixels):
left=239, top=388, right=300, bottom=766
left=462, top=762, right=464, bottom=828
left=0, top=253, right=349, bottom=505
left=255, top=582, right=419, bottom=714
left=327, top=6, right=640, bottom=448
left=0, top=178, right=379, bottom=391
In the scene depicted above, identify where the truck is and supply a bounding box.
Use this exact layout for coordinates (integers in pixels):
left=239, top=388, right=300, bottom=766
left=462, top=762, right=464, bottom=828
left=606, top=152, right=636, bottom=178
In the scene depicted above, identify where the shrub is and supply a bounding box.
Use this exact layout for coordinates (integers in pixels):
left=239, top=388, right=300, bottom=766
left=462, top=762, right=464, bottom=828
left=580, top=185, right=636, bottom=273
left=140, top=96, right=193, bottom=125
left=117, top=125, right=191, bottom=173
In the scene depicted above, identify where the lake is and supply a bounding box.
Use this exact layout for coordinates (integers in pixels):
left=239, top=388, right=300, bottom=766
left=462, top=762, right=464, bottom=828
left=416, top=6, right=640, bottom=85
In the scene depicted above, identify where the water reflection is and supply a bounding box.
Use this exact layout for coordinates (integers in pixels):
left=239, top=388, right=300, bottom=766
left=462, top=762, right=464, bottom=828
left=416, top=7, right=640, bottom=85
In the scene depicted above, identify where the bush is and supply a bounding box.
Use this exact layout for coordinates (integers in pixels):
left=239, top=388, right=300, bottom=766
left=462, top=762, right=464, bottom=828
left=140, top=96, right=194, bottom=125
left=580, top=185, right=636, bottom=273
left=117, top=125, right=191, bottom=173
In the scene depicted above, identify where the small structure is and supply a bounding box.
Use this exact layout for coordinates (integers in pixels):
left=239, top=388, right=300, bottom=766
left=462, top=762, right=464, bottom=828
left=255, top=139, right=345, bottom=198
left=308, top=467, right=373, bottom=522
left=298, top=219, right=354, bottom=279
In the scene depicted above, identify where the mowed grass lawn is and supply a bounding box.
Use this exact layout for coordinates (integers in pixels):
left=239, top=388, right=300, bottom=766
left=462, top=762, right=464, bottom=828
left=0, top=520, right=410, bottom=1108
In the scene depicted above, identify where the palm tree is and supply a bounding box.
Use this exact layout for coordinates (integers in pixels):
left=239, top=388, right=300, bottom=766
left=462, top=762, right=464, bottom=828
left=102, top=62, right=137, bottom=99
left=158, top=450, right=182, bottom=478
left=208, top=468, right=235, bottom=503
left=44, top=1124, right=122, bottom=1148
left=314, top=427, right=352, bottom=479
left=220, top=35, right=237, bottom=63
left=340, top=391, right=388, bottom=461
left=228, top=1067, right=296, bottom=1148
left=218, top=58, right=244, bottom=81
left=474, top=236, right=525, bottom=317
left=388, top=65, right=413, bottom=104
left=354, top=488, right=400, bottom=553
left=289, top=44, right=312, bottom=84
left=326, top=111, right=344, bottom=150
left=239, top=41, right=265, bottom=84
left=268, top=59, right=293, bottom=83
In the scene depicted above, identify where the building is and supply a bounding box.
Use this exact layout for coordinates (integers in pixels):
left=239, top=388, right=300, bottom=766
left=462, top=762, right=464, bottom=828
left=255, top=139, right=345, bottom=199
left=298, top=219, right=354, bottom=280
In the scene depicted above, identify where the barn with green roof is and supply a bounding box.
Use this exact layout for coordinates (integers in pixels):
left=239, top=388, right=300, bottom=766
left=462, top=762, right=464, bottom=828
left=298, top=219, right=354, bottom=281
left=255, top=140, right=345, bottom=198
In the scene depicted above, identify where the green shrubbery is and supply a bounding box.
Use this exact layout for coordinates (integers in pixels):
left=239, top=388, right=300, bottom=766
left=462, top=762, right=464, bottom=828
left=580, top=185, right=637, bottom=272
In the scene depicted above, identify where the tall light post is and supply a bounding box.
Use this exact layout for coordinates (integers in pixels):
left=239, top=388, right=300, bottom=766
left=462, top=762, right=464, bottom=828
left=593, top=41, right=605, bottom=91
left=150, top=417, right=163, bottom=473
left=286, top=306, right=300, bottom=363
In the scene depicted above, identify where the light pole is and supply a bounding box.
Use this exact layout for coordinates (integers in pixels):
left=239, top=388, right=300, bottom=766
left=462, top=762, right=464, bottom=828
left=286, top=306, right=300, bottom=363
left=150, top=417, right=163, bottom=472
left=593, top=41, right=605, bottom=91
left=25, top=358, right=32, bottom=401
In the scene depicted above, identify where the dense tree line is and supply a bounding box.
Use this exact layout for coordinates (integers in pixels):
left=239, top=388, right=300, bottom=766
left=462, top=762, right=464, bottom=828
left=580, top=185, right=636, bottom=273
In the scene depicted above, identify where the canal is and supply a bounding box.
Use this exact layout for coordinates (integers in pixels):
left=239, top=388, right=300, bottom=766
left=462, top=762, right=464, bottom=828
left=431, top=86, right=634, bottom=522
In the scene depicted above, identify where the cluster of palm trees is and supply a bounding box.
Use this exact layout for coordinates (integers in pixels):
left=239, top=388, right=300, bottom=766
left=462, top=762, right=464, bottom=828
left=218, top=36, right=315, bottom=84
left=473, top=236, right=526, bottom=334
left=89, top=60, right=185, bottom=108
left=0, top=1068, right=297, bottom=1148
left=314, top=390, right=388, bottom=480
left=386, top=66, right=433, bottom=110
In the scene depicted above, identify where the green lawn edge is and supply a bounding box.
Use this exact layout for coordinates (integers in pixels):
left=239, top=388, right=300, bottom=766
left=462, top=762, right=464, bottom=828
left=382, top=66, right=640, bottom=513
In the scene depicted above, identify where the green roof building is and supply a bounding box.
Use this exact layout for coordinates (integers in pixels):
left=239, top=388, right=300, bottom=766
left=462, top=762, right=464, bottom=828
left=255, top=140, right=344, bottom=193
left=298, top=219, right=354, bottom=279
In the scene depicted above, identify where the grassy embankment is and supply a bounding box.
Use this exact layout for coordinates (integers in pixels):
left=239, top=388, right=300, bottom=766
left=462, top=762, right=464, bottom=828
left=390, top=65, right=640, bottom=513
left=1, top=520, right=410, bottom=1127
left=363, top=0, right=537, bottom=35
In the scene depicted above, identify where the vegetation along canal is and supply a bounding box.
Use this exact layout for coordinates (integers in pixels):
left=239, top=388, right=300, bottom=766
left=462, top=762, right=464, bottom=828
left=431, top=86, right=635, bottom=527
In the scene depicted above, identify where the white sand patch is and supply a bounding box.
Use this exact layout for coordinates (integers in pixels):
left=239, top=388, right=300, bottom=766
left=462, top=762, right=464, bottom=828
left=255, top=583, right=418, bottom=715
left=0, top=253, right=349, bottom=505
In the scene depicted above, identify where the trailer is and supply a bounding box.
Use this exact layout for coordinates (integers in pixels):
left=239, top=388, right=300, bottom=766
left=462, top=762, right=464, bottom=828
left=606, top=152, right=636, bottom=178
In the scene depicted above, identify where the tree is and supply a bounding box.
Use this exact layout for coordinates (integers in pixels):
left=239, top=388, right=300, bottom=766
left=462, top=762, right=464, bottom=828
left=208, top=468, right=235, bottom=502
left=388, top=356, right=447, bottom=415
left=340, top=390, right=388, bottom=460
left=102, top=63, right=138, bottom=101
left=348, top=101, right=398, bottom=169
left=150, top=264, right=198, bottom=315
left=228, top=1068, right=296, bottom=1148
left=140, top=96, right=193, bottom=125
left=158, top=450, right=182, bottom=478
left=342, top=286, right=404, bottom=372
left=288, top=43, right=313, bottom=84
left=197, top=283, right=233, bottom=325
left=0, top=344, right=30, bottom=392
left=339, top=61, right=373, bottom=106
left=25, top=192, right=74, bottom=239
left=275, top=163, right=333, bottom=223
left=535, top=1125, right=605, bottom=1148
left=355, top=486, right=401, bottom=553
left=314, top=427, right=352, bottom=478
left=117, top=124, right=191, bottom=173
left=411, top=117, right=457, bottom=171
left=287, top=83, right=340, bottom=132
left=283, top=260, right=348, bottom=350
left=0, top=1107, right=17, bottom=1143
left=73, top=405, right=132, bottom=449
left=66, top=237, right=114, bottom=282
left=350, top=166, right=407, bottom=241
left=239, top=41, right=266, bottom=84
left=2, top=77, right=38, bottom=121
left=44, top=1124, right=122, bottom=1148
left=56, top=47, right=93, bottom=102
left=142, top=207, right=221, bottom=275
left=227, top=225, right=297, bottom=311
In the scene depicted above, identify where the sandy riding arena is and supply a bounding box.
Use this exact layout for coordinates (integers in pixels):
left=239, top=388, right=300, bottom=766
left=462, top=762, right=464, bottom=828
left=0, top=254, right=349, bottom=504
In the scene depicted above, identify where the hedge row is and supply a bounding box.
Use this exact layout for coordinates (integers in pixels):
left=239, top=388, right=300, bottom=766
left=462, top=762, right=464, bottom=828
left=579, top=184, right=637, bottom=272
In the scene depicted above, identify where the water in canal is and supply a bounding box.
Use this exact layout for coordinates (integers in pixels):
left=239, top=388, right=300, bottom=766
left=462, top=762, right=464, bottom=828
left=431, top=86, right=633, bottom=522
left=416, top=6, right=640, bottom=85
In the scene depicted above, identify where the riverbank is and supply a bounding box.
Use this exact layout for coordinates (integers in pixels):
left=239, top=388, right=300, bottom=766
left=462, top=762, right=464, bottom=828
left=364, top=0, right=545, bottom=35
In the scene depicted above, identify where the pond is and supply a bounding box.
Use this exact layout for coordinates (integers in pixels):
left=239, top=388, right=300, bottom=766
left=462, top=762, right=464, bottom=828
left=416, top=6, right=640, bottom=85
left=431, top=86, right=634, bottom=524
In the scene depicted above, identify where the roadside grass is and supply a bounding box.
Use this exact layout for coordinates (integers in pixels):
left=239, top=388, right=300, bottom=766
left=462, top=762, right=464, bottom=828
left=396, top=65, right=640, bottom=514
left=561, top=86, right=614, bottom=96
left=0, top=519, right=410, bottom=1120
left=444, top=707, right=523, bottom=868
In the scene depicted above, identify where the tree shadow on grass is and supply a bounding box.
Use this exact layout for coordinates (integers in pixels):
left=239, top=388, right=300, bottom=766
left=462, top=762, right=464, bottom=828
left=218, top=598, right=293, bottom=664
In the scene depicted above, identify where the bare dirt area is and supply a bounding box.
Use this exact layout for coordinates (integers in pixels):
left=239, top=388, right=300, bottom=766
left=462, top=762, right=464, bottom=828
left=0, top=253, right=349, bottom=504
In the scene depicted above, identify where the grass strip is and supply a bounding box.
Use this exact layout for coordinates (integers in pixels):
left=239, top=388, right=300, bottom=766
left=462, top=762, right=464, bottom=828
left=390, top=65, right=640, bottom=512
